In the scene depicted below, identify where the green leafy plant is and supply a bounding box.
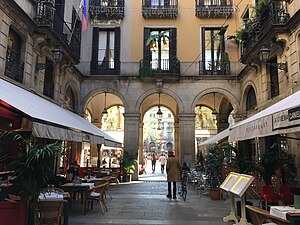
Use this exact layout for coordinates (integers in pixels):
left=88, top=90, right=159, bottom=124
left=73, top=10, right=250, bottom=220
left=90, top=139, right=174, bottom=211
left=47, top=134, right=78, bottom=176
left=204, top=144, right=224, bottom=188
left=0, top=130, right=60, bottom=225
left=120, top=150, right=137, bottom=174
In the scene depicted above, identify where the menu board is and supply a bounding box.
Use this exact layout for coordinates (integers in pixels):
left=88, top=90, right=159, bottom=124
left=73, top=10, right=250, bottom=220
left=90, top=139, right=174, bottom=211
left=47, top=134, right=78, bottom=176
left=220, top=172, right=240, bottom=191
left=230, top=174, right=254, bottom=197
left=220, top=172, right=254, bottom=197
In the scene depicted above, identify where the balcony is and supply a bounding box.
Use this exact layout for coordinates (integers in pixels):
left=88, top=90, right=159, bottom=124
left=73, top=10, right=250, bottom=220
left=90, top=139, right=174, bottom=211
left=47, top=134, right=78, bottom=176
left=142, top=0, right=178, bottom=19
left=90, top=60, right=120, bottom=75
left=5, top=53, right=24, bottom=84
left=139, top=59, right=180, bottom=80
left=199, top=60, right=230, bottom=75
left=89, top=0, right=125, bottom=20
left=34, top=0, right=81, bottom=61
left=240, top=0, right=290, bottom=64
left=196, top=0, right=233, bottom=18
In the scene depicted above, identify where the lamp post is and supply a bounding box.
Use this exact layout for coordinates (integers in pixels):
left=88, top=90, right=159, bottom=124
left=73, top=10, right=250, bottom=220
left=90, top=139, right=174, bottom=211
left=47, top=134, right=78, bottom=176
left=212, top=92, right=218, bottom=122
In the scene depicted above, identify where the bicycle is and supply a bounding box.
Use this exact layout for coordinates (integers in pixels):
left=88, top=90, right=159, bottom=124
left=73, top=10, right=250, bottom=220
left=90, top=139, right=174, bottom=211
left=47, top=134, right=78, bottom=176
left=178, top=171, right=188, bottom=201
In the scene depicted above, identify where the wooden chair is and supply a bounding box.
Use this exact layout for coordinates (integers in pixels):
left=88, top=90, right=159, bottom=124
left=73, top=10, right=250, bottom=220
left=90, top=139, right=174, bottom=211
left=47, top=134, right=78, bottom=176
left=38, top=199, right=66, bottom=225
left=110, top=170, right=120, bottom=186
left=86, top=183, right=108, bottom=214
left=245, top=205, right=291, bottom=225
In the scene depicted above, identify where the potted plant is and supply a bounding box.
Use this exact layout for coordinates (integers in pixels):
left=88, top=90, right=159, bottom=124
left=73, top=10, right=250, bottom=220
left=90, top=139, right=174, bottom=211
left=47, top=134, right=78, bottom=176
left=119, top=150, right=137, bottom=182
left=204, top=144, right=224, bottom=200
left=0, top=130, right=60, bottom=225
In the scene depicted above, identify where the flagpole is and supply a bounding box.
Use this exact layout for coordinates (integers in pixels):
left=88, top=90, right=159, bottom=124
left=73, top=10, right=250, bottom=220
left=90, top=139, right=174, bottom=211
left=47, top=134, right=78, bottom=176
left=68, top=0, right=84, bottom=45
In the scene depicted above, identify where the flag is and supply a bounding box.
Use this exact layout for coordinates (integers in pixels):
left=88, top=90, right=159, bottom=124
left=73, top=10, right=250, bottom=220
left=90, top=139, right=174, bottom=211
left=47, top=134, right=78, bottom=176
left=81, top=0, right=87, bottom=32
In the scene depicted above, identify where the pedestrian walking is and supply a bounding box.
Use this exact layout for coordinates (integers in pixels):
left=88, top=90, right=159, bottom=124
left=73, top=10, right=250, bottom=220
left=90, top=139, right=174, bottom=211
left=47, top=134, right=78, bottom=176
left=166, top=150, right=181, bottom=199
left=151, top=153, right=156, bottom=173
left=159, top=154, right=167, bottom=174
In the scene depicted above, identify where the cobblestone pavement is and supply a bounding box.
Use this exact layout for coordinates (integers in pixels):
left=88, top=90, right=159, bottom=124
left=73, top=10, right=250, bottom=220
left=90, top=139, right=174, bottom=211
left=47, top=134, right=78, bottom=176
left=68, top=167, right=237, bottom=225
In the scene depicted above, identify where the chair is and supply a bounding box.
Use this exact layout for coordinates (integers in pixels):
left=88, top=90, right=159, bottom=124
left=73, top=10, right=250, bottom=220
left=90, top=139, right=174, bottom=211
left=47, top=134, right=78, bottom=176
left=38, top=199, right=66, bottom=225
left=279, top=185, right=295, bottom=205
left=110, top=170, right=120, bottom=186
left=86, top=183, right=108, bottom=214
left=246, top=205, right=291, bottom=225
left=259, top=185, right=282, bottom=210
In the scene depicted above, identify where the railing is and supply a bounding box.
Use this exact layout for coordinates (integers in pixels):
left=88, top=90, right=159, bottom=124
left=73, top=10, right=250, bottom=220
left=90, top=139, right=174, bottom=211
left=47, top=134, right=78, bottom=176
left=90, top=60, right=120, bottom=75
left=199, top=60, right=230, bottom=75
left=43, top=82, right=54, bottom=99
left=142, top=0, right=178, bottom=19
left=195, top=0, right=233, bottom=18
left=241, top=0, right=289, bottom=55
left=89, top=0, right=125, bottom=20
left=5, top=53, right=24, bottom=83
left=34, top=0, right=81, bottom=60
left=139, top=59, right=180, bottom=77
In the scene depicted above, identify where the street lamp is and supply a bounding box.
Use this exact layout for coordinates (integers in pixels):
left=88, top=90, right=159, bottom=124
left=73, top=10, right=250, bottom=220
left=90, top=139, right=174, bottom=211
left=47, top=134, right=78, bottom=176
left=156, top=92, right=163, bottom=121
left=212, top=92, right=218, bottom=122
left=102, top=92, right=108, bottom=117
left=259, top=45, right=288, bottom=72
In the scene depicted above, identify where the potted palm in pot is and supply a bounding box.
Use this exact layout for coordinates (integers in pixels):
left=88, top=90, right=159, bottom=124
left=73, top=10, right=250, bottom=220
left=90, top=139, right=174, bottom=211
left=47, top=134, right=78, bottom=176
left=0, top=130, right=60, bottom=225
left=204, top=144, right=224, bottom=200
left=119, top=150, right=137, bottom=182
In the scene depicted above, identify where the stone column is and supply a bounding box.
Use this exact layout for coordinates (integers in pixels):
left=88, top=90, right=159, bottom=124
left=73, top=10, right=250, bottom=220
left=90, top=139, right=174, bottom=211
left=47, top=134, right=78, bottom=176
left=178, top=113, right=195, bottom=168
left=138, top=121, right=144, bottom=165
left=123, top=113, right=140, bottom=180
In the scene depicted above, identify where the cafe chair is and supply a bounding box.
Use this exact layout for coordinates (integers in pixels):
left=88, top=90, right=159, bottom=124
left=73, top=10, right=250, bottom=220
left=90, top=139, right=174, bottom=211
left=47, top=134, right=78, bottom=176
left=86, top=183, right=108, bottom=214
left=279, top=184, right=295, bottom=205
left=259, top=185, right=282, bottom=210
left=110, top=170, right=120, bottom=187
left=246, top=205, right=291, bottom=225
left=38, top=199, right=66, bottom=225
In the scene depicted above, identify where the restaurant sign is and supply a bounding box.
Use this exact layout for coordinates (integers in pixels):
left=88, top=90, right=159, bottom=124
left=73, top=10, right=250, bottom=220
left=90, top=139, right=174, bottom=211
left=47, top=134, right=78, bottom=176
left=273, top=106, right=300, bottom=130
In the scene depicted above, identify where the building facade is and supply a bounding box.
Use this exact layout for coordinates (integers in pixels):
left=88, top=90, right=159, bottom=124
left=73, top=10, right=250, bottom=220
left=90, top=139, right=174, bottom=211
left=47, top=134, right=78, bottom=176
left=1, top=0, right=300, bottom=181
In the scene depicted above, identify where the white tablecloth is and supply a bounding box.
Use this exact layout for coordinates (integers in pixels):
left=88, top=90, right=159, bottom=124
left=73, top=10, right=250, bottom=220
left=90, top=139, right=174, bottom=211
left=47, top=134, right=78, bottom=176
left=61, top=182, right=94, bottom=189
left=270, top=206, right=300, bottom=220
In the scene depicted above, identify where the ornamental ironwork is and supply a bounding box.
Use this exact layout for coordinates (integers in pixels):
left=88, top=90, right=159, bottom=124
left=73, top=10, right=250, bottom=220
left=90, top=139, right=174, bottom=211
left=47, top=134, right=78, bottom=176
left=142, top=0, right=178, bottom=19
left=89, top=0, right=125, bottom=20
left=196, top=0, right=233, bottom=18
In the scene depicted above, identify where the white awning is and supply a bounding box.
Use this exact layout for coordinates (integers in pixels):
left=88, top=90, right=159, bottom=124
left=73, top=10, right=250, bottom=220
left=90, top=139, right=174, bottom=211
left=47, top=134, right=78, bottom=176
left=0, top=79, right=121, bottom=147
left=199, top=128, right=229, bottom=146
left=229, top=90, right=300, bottom=142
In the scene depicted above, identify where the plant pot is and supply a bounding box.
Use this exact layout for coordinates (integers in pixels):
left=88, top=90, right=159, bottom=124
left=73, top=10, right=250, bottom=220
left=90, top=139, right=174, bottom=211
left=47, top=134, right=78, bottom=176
left=209, top=188, right=221, bottom=200
left=123, top=173, right=132, bottom=182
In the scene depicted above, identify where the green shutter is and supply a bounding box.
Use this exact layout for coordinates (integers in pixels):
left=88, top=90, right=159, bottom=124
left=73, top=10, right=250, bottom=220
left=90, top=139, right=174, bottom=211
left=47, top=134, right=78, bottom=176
left=170, top=28, right=177, bottom=60
left=115, top=27, right=121, bottom=71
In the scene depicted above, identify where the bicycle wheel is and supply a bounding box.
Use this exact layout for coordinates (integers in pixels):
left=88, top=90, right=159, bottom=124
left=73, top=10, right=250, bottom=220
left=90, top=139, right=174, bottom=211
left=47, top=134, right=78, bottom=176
left=182, top=189, right=187, bottom=201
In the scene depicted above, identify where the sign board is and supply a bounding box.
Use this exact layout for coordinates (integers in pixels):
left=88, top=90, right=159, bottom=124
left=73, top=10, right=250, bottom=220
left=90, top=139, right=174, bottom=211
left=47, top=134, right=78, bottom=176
left=220, top=172, right=240, bottom=191
left=220, top=172, right=254, bottom=197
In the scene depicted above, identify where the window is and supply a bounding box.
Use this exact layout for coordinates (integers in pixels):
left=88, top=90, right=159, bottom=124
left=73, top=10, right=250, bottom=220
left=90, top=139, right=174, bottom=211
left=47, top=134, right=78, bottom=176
left=204, top=0, right=221, bottom=6
left=43, top=58, right=54, bottom=99
left=5, top=28, right=24, bottom=83
left=246, top=86, right=257, bottom=111
left=143, top=28, right=177, bottom=71
left=201, top=27, right=226, bottom=75
left=268, top=58, right=279, bottom=98
left=64, top=86, right=76, bottom=111
left=91, top=28, right=120, bottom=75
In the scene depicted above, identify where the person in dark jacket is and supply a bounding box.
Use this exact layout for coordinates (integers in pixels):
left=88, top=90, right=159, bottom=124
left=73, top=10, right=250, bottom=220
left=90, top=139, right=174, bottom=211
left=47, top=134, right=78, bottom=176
left=166, top=150, right=181, bottom=199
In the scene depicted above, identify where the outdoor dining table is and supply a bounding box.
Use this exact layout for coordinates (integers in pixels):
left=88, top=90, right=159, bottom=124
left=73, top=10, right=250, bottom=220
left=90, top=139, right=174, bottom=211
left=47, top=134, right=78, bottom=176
left=270, top=206, right=300, bottom=225
left=38, top=191, right=70, bottom=225
left=60, top=182, right=94, bottom=214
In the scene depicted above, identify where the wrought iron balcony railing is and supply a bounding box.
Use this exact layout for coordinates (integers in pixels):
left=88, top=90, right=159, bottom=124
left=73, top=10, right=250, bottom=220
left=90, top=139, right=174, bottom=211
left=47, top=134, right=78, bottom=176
left=90, top=60, right=120, bottom=75
left=89, top=0, right=125, bottom=20
left=5, top=53, right=24, bottom=83
left=241, top=0, right=289, bottom=60
left=199, top=60, right=230, bottom=75
left=43, top=82, right=54, bottom=99
left=196, top=0, right=233, bottom=18
left=142, top=0, right=178, bottom=19
left=34, top=0, right=81, bottom=61
left=139, top=59, right=180, bottom=78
